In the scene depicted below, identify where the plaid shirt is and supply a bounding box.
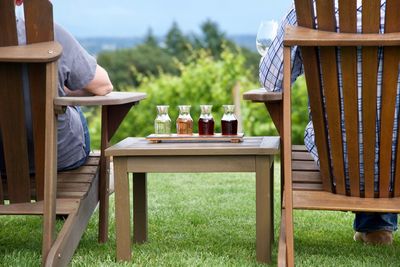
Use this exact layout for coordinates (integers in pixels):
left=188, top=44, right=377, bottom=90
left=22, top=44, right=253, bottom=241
left=259, top=2, right=400, bottom=190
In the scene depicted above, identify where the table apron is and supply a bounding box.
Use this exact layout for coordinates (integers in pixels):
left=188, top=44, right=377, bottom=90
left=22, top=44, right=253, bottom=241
left=121, top=155, right=271, bottom=173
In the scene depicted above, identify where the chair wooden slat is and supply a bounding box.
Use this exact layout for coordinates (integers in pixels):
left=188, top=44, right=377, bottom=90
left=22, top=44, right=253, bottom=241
left=388, top=2, right=400, bottom=197
left=292, top=160, right=318, bottom=171
left=0, top=64, right=31, bottom=203
left=0, top=0, right=20, bottom=204
left=0, top=6, right=31, bottom=203
left=361, top=0, right=381, bottom=198
left=292, top=151, right=313, bottom=161
left=295, top=0, right=333, bottom=192
left=293, top=171, right=321, bottom=184
left=316, top=0, right=346, bottom=194
left=379, top=1, right=400, bottom=197
left=293, top=190, right=400, bottom=212
left=24, top=0, right=55, bottom=201
left=24, top=0, right=54, bottom=43
left=339, top=0, right=360, bottom=196
left=0, top=0, right=18, bottom=47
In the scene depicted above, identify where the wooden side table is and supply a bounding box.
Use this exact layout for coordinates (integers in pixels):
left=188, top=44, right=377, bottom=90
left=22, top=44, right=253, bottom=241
left=105, top=136, right=280, bottom=264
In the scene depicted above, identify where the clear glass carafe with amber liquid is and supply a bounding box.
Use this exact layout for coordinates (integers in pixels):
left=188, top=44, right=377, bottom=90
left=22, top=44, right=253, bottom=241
left=176, top=105, right=193, bottom=134
left=221, top=105, right=238, bottom=135
left=154, top=105, right=171, bottom=134
left=198, top=105, right=214, bottom=135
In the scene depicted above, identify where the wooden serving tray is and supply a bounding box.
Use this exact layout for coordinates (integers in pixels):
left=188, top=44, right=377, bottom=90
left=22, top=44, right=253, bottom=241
left=146, top=133, right=244, bottom=143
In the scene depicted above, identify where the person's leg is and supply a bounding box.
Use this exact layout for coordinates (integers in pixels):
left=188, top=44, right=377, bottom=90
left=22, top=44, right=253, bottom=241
left=60, top=107, right=91, bottom=171
left=354, top=212, right=397, bottom=245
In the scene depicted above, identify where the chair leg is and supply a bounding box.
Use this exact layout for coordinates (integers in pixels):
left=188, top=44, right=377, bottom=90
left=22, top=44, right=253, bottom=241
left=45, top=174, right=99, bottom=267
left=285, top=196, right=294, bottom=267
left=278, top=209, right=287, bottom=267
left=98, top=154, right=109, bottom=243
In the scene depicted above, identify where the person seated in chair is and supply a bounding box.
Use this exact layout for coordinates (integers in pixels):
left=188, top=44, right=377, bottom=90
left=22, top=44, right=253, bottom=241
left=259, top=1, right=397, bottom=245
left=1, top=0, right=113, bottom=172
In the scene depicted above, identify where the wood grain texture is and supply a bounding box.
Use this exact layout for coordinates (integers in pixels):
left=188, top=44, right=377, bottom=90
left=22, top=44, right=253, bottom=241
left=294, top=0, right=333, bottom=193
left=114, top=157, right=132, bottom=261
left=242, top=89, right=283, bottom=102
left=277, top=209, right=287, bottom=267
left=0, top=42, right=62, bottom=63
left=99, top=106, right=110, bottom=243
left=106, top=137, right=280, bottom=157
left=256, top=156, right=272, bottom=263
left=284, top=26, right=400, bottom=46
left=379, top=0, right=400, bottom=197
left=111, top=139, right=275, bottom=264
left=41, top=61, right=58, bottom=264
left=362, top=0, right=381, bottom=198
left=54, top=91, right=147, bottom=106
left=317, top=0, right=346, bottom=194
left=45, top=161, right=99, bottom=267
left=339, top=0, right=360, bottom=196
left=29, top=64, right=46, bottom=201
left=283, top=46, right=294, bottom=267
left=0, top=0, right=31, bottom=204
left=389, top=1, right=400, bottom=196
left=293, top=190, right=400, bottom=212
left=0, top=0, right=18, bottom=47
left=24, top=0, right=54, bottom=43
left=0, top=63, right=31, bottom=203
left=133, top=173, right=148, bottom=244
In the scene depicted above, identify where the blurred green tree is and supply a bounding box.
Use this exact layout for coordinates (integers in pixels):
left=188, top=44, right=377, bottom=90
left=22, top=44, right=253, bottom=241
left=164, top=22, right=191, bottom=61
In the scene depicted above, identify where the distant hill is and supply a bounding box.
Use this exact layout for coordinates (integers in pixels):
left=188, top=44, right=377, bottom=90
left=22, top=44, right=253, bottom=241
left=78, top=37, right=143, bottom=55
left=78, top=35, right=269, bottom=55
left=228, top=34, right=258, bottom=51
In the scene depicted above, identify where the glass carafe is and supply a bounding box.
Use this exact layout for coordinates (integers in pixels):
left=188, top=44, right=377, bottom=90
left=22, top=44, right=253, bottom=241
left=176, top=105, right=193, bottom=134
left=154, top=105, right=171, bottom=134
left=198, top=105, right=214, bottom=135
left=221, top=105, right=238, bottom=135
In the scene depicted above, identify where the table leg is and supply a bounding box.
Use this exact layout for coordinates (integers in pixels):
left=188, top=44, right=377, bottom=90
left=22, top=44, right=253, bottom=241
left=256, top=155, right=272, bottom=264
left=133, top=172, right=148, bottom=243
left=270, top=158, right=275, bottom=243
left=114, top=157, right=131, bottom=261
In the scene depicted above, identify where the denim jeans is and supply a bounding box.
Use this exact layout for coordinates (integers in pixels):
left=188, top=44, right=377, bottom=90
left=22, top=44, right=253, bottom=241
left=354, top=213, right=398, bottom=232
left=59, top=107, right=91, bottom=171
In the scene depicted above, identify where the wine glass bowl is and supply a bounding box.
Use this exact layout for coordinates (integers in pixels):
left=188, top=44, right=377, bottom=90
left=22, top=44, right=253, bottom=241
left=256, top=21, right=273, bottom=56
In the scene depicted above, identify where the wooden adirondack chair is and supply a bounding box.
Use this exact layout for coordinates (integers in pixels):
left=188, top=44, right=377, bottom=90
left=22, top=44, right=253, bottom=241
left=0, top=0, right=146, bottom=266
left=244, top=0, right=400, bottom=266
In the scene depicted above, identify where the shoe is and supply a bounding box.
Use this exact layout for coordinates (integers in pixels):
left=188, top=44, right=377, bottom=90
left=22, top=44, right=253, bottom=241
left=354, top=230, right=393, bottom=245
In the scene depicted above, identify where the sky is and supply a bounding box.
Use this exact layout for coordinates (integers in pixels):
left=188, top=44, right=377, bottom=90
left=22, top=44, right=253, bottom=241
left=51, top=0, right=293, bottom=38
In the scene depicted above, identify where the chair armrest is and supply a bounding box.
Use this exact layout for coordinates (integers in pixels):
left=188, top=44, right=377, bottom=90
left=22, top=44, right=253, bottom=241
left=284, top=26, right=400, bottom=47
left=0, top=41, right=62, bottom=63
left=243, top=88, right=282, bottom=103
left=54, top=91, right=147, bottom=107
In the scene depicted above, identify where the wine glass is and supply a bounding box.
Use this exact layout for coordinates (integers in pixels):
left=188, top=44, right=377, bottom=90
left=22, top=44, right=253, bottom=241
left=256, top=21, right=273, bottom=56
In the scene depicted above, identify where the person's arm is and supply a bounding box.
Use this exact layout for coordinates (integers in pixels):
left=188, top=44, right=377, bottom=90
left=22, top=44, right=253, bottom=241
left=64, top=65, right=113, bottom=97
left=259, top=5, right=303, bottom=92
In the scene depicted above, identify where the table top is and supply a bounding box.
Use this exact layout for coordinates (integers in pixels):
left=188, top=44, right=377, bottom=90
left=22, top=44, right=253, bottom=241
left=105, top=136, right=280, bottom=157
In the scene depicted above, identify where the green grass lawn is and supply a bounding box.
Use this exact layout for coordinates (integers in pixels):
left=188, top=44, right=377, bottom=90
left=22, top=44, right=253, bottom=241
left=1, top=161, right=400, bottom=266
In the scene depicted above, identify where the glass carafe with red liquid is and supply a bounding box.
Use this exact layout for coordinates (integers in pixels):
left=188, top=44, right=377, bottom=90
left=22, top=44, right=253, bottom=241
left=221, top=105, right=238, bottom=135
left=176, top=105, right=193, bottom=134
left=198, top=105, right=214, bottom=135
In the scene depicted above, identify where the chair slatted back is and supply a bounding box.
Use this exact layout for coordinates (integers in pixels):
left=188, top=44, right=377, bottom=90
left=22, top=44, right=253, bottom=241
left=0, top=0, right=54, bottom=203
left=294, top=0, right=400, bottom=198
